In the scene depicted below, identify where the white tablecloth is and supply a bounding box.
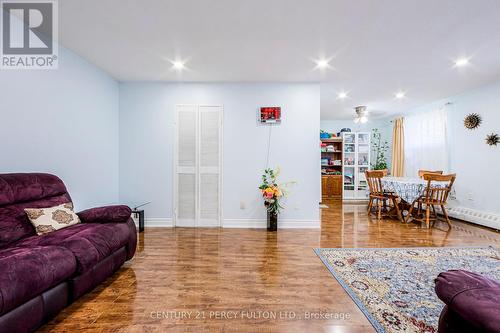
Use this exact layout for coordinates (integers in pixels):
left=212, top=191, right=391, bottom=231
left=381, top=177, right=450, bottom=204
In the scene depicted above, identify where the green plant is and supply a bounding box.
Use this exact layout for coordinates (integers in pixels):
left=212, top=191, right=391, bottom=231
left=372, top=129, right=389, bottom=170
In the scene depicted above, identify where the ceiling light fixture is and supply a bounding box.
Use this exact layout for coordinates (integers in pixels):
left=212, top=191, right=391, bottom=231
left=315, top=59, right=330, bottom=69
left=395, top=91, right=406, bottom=99
left=454, top=57, right=470, bottom=67
left=172, top=60, right=186, bottom=70
left=337, top=91, right=348, bottom=99
left=353, top=106, right=368, bottom=124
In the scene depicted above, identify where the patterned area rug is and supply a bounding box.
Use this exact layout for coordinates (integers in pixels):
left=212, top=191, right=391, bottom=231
left=315, top=247, right=500, bottom=333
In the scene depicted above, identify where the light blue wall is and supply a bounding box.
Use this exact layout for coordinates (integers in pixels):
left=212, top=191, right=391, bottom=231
left=0, top=47, right=119, bottom=210
left=119, top=83, right=321, bottom=223
left=403, top=80, right=500, bottom=215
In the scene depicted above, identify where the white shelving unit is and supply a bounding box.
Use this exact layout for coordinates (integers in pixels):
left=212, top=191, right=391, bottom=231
left=342, top=132, right=371, bottom=200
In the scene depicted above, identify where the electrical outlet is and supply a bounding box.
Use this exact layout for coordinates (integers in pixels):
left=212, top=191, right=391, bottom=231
left=240, top=201, right=246, bottom=210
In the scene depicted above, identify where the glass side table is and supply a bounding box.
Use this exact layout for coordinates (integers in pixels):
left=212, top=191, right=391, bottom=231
left=132, top=209, right=144, bottom=233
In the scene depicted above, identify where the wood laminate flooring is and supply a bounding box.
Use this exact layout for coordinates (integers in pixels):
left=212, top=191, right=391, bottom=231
left=39, top=201, right=500, bottom=332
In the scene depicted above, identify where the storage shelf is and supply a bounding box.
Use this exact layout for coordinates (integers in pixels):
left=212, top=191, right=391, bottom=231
left=321, top=136, right=343, bottom=200
left=321, top=138, right=343, bottom=143
left=342, top=132, right=371, bottom=201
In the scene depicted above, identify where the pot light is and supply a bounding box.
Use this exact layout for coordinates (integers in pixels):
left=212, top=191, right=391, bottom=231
left=337, top=91, right=348, bottom=99
left=454, top=57, right=470, bottom=67
left=315, top=59, right=330, bottom=69
left=172, top=60, right=185, bottom=70
left=395, top=91, right=406, bottom=99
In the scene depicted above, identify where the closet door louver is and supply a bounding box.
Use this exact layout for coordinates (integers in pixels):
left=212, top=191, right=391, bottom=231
left=176, top=105, right=198, bottom=226
left=175, top=105, right=222, bottom=227
left=198, top=106, right=221, bottom=226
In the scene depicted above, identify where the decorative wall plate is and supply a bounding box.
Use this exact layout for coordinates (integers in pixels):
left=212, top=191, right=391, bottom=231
left=485, top=133, right=499, bottom=146
left=463, top=113, right=482, bottom=129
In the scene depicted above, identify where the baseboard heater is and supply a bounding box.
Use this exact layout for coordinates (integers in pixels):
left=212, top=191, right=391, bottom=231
left=445, top=206, right=500, bottom=231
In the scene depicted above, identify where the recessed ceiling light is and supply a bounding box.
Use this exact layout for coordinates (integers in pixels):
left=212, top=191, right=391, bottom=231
left=337, top=91, right=348, bottom=99
left=395, top=91, right=406, bottom=99
left=454, top=57, right=470, bottom=67
left=172, top=60, right=185, bottom=70
left=315, top=59, right=330, bottom=69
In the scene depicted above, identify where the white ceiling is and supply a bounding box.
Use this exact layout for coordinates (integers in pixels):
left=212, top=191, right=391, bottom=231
left=59, top=0, right=500, bottom=119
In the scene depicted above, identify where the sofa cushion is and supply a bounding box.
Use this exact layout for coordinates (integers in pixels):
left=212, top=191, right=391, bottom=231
left=25, top=203, right=81, bottom=235
left=0, top=194, right=73, bottom=249
left=0, top=245, right=76, bottom=315
left=0, top=174, right=68, bottom=207
left=13, top=223, right=132, bottom=274
left=0, top=173, right=73, bottom=249
left=435, top=270, right=500, bottom=333
left=77, top=205, right=132, bottom=224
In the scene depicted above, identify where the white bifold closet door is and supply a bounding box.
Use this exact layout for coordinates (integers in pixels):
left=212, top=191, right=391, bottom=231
left=175, top=105, right=222, bottom=227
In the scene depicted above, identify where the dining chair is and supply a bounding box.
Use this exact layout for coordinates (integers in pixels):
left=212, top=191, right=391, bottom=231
left=365, top=170, right=402, bottom=221
left=416, top=170, right=443, bottom=213
left=418, top=169, right=443, bottom=178
left=407, top=173, right=456, bottom=228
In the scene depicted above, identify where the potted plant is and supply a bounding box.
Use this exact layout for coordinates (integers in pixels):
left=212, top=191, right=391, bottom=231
left=372, top=128, right=390, bottom=171
left=259, top=168, right=287, bottom=231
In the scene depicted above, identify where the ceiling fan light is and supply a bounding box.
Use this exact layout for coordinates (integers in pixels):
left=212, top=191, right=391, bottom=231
left=353, top=106, right=368, bottom=123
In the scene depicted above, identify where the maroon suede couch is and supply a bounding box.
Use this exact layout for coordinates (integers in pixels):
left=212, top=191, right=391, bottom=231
left=0, top=173, right=137, bottom=333
left=435, top=270, right=500, bottom=333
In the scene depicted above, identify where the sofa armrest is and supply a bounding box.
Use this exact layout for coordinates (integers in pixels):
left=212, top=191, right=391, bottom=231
left=435, top=270, right=500, bottom=333
left=77, top=205, right=132, bottom=224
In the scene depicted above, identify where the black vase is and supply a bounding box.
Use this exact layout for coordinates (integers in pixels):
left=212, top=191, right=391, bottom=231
left=267, top=211, right=278, bottom=231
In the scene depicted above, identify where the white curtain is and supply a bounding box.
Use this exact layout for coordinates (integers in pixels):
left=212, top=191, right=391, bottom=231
left=404, top=108, right=448, bottom=177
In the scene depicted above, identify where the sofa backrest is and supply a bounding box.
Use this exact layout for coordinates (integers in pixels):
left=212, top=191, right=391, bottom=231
left=0, top=173, right=72, bottom=248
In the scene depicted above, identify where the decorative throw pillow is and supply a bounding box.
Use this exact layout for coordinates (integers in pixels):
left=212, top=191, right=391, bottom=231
left=25, top=202, right=81, bottom=235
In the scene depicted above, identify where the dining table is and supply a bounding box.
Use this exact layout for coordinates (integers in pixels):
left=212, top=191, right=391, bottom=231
left=380, top=176, right=454, bottom=222
left=381, top=177, right=450, bottom=204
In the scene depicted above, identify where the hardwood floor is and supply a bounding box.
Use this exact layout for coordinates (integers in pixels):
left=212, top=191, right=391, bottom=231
left=40, top=201, right=499, bottom=332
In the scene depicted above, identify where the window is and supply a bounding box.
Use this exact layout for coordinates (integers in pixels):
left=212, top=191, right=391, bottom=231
left=404, top=108, right=448, bottom=177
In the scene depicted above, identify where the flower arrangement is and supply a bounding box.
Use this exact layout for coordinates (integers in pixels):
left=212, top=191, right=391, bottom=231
left=259, top=168, right=294, bottom=215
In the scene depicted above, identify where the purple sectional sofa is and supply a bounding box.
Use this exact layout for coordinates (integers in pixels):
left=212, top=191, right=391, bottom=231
left=0, top=173, right=137, bottom=333
left=435, top=270, right=500, bottom=333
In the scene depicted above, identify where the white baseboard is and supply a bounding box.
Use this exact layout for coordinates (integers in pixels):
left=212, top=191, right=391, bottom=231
left=446, top=206, right=500, bottom=230
left=143, top=218, right=173, bottom=227
left=222, top=218, right=320, bottom=229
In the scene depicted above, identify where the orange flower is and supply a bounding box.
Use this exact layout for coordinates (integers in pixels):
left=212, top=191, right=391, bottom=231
left=263, top=187, right=274, bottom=199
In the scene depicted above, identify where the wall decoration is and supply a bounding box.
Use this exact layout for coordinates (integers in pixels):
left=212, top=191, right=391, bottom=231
left=463, top=113, right=482, bottom=129
left=485, top=133, right=499, bottom=146
left=260, top=107, right=281, bottom=124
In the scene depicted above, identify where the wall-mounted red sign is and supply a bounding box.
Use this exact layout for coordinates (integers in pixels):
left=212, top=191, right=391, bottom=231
left=260, top=107, right=281, bottom=124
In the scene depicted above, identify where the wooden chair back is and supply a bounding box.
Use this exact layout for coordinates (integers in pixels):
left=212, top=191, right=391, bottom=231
left=365, top=170, right=386, bottom=196
left=422, top=173, right=456, bottom=204
left=418, top=170, right=443, bottom=178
